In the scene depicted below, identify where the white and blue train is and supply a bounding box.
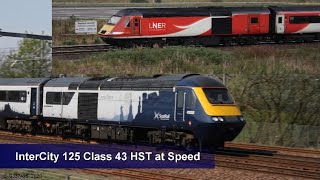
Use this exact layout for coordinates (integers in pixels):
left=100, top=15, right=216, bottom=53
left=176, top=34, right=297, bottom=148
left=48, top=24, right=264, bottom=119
left=0, top=74, right=245, bottom=149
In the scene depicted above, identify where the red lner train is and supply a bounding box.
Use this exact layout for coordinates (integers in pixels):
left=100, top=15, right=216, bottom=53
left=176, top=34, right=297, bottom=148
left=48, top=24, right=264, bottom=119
left=98, top=6, right=320, bottom=47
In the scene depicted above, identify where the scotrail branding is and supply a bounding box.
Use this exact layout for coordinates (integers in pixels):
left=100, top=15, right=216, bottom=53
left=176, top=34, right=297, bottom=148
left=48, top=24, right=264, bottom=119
left=154, top=112, right=170, bottom=120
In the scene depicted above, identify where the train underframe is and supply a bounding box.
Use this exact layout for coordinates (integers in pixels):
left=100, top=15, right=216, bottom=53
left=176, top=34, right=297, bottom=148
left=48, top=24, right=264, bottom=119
left=0, top=117, right=224, bottom=150
left=101, top=33, right=320, bottom=47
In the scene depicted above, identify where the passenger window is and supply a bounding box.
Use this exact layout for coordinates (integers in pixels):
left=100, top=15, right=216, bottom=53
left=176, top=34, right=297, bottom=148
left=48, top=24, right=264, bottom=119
left=251, top=17, right=258, bottom=24
left=278, top=17, right=283, bottom=24
left=46, top=92, right=62, bottom=105
left=7, top=91, right=26, bottom=103
left=0, top=91, right=6, bottom=101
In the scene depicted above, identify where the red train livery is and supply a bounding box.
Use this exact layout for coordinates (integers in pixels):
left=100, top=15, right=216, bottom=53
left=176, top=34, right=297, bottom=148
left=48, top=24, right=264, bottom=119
left=98, top=6, right=320, bottom=47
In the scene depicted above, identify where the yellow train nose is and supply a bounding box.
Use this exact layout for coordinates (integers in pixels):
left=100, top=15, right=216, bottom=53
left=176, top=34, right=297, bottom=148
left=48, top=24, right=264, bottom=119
left=98, top=24, right=115, bottom=35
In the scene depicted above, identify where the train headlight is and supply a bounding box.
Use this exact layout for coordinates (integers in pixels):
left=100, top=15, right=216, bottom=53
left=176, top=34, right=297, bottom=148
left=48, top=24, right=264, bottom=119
left=218, top=117, right=224, bottom=122
left=239, top=117, right=245, bottom=121
left=212, top=117, right=224, bottom=122
left=212, top=117, right=219, bottom=122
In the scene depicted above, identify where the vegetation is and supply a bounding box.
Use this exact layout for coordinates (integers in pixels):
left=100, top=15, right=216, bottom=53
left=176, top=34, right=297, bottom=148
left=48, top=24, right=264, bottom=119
left=0, top=39, right=51, bottom=78
left=53, top=45, right=320, bottom=75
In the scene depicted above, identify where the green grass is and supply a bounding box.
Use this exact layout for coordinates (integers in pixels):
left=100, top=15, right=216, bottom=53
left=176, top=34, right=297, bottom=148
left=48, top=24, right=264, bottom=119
left=53, top=45, right=320, bottom=76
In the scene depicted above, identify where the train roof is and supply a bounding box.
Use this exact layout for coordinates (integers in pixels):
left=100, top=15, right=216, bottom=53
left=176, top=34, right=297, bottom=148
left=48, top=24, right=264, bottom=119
left=115, top=6, right=270, bottom=17
left=269, top=6, right=320, bottom=12
left=44, top=74, right=226, bottom=90
left=115, top=7, right=210, bottom=17
left=0, top=78, right=50, bottom=86
left=45, top=77, right=90, bottom=87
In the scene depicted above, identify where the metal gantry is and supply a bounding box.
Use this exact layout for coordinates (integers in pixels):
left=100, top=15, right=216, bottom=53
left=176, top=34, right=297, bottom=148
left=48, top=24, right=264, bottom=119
left=0, top=30, right=52, bottom=40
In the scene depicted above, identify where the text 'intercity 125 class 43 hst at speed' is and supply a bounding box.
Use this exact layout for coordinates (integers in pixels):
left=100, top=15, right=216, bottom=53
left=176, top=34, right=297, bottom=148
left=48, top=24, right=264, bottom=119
left=98, top=6, right=320, bottom=47
left=0, top=74, right=245, bottom=150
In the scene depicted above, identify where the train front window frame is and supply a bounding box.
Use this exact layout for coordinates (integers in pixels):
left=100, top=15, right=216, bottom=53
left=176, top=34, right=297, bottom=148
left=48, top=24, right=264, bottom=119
left=203, top=88, right=234, bottom=105
left=107, top=16, right=121, bottom=25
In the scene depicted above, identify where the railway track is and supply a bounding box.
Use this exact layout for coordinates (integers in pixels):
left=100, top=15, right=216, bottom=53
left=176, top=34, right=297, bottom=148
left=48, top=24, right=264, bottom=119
left=0, top=130, right=319, bottom=179
left=226, top=142, right=320, bottom=156
left=52, top=44, right=113, bottom=59
left=52, top=41, right=320, bottom=60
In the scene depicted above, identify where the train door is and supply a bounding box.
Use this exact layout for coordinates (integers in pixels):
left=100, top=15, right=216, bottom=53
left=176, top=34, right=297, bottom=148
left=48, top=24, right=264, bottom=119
left=175, top=89, right=196, bottom=123
left=276, top=14, right=285, bottom=34
left=30, top=88, right=37, bottom=116
left=248, top=15, right=260, bottom=34
left=132, top=17, right=141, bottom=36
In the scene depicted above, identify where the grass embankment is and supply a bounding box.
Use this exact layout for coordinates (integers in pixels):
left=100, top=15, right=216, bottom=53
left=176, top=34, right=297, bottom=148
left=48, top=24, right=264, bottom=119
left=53, top=45, right=320, bottom=76
left=53, top=45, right=320, bottom=148
left=53, top=19, right=105, bottom=46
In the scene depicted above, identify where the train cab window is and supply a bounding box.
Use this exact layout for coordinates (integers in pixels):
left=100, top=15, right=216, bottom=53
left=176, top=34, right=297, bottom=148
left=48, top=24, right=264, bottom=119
left=7, top=91, right=26, bottom=103
left=107, top=16, right=121, bottom=25
left=251, top=17, right=258, bottom=24
left=62, top=92, right=75, bottom=105
left=186, top=91, right=196, bottom=108
left=0, top=91, right=6, bottom=101
left=203, top=88, right=234, bottom=104
left=46, top=92, right=62, bottom=105
left=125, top=18, right=130, bottom=27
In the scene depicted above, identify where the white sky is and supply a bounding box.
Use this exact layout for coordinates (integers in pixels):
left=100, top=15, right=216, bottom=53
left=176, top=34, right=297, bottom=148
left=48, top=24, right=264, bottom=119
left=0, top=0, right=52, bottom=54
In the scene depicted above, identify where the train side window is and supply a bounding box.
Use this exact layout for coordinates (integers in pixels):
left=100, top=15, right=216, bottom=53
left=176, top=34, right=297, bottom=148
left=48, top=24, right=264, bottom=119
left=177, top=91, right=184, bottom=108
left=7, top=91, right=26, bottom=103
left=62, top=92, right=75, bottom=105
left=46, top=92, right=62, bottom=105
left=288, top=16, right=320, bottom=24
left=125, top=18, right=130, bottom=27
left=251, top=17, right=258, bottom=24
left=0, top=91, right=6, bottom=101
left=278, top=17, right=283, bottom=24
left=310, top=16, right=320, bottom=23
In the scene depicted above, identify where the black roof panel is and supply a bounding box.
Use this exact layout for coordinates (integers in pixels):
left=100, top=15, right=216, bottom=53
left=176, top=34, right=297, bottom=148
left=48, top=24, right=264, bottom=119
left=269, top=6, right=320, bottom=12
left=0, top=78, right=50, bottom=86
